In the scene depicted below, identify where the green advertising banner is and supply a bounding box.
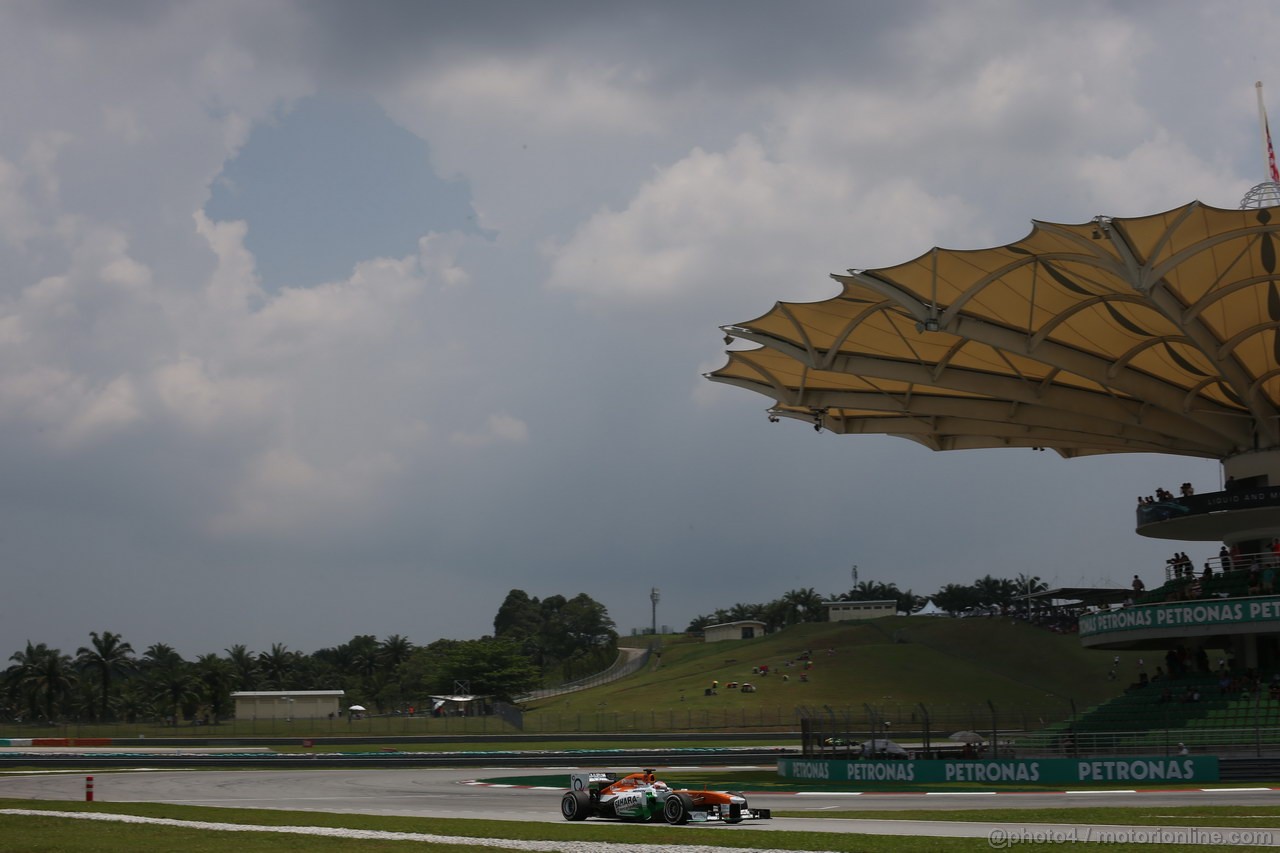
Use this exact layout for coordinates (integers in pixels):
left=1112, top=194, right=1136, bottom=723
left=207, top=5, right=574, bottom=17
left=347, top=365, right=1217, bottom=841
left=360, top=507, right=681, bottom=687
left=777, top=756, right=1219, bottom=785
left=1079, top=597, right=1280, bottom=638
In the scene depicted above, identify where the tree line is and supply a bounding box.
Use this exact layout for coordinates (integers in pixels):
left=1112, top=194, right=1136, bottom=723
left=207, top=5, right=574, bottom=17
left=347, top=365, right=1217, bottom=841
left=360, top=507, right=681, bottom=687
left=2, top=589, right=617, bottom=725
left=684, top=574, right=1049, bottom=632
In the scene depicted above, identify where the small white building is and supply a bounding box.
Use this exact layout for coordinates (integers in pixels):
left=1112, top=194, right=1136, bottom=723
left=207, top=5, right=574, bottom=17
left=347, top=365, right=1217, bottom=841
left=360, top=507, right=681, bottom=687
left=823, top=600, right=897, bottom=622
left=703, top=620, right=767, bottom=642
left=231, top=690, right=345, bottom=720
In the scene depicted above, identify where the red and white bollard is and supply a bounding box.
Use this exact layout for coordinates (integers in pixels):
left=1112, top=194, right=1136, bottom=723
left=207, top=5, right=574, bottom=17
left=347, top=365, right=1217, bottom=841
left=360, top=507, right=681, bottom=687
left=85, top=775, right=94, bottom=802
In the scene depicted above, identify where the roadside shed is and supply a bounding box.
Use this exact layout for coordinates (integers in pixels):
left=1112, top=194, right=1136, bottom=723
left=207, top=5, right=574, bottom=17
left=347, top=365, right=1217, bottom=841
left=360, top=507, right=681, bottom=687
left=703, top=620, right=766, bottom=642
left=231, top=690, right=345, bottom=720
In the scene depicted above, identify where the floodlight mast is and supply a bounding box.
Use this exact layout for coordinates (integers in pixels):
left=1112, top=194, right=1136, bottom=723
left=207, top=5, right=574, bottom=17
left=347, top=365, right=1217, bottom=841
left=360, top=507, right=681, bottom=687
left=650, top=587, right=660, bottom=636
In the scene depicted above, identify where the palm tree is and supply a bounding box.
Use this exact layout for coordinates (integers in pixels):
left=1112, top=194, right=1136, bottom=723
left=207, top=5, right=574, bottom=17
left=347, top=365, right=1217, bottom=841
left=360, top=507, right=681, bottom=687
left=781, top=588, right=825, bottom=624
left=149, top=661, right=197, bottom=726
left=6, top=641, right=54, bottom=721
left=142, top=643, right=182, bottom=671
left=378, top=634, right=414, bottom=671
left=195, top=654, right=234, bottom=724
left=7, top=643, right=76, bottom=722
left=224, top=644, right=260, bottom=690
left=76, top=631, right=135, bottom=721
left=114, top=681, right=152, bottom=723
left=1014, top=573, right=1048, bottom=615
left=34, top=648, right=76, bottom=722
left=258, top=643, right=296, bottom=689
left=136, top=644, right=189, bottom=725
left=847, top=580, right=896, bottom=601
left=973, top=575, right=1019, bottom=610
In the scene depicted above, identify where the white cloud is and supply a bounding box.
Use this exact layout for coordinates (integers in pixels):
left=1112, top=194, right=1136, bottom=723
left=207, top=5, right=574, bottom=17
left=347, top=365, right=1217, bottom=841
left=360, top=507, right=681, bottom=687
left=1075, top=131, right=1250, bottom=214
left=545, top=135, right=976, bottom=310
left=152, top=356, right=273, bottom=434
left=194, top=209, right=264, bottom=315
left=57, top=374, right=141, bottom=447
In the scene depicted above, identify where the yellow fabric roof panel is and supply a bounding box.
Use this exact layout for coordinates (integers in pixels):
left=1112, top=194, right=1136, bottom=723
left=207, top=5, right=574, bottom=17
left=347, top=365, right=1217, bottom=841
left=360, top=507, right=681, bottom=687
left=710, top=200, right=1280, bottom=459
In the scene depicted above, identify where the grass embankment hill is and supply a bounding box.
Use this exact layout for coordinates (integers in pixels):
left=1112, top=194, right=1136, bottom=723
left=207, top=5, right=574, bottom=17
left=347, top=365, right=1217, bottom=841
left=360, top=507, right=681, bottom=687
left=539, top=617, right=1144, bottom=725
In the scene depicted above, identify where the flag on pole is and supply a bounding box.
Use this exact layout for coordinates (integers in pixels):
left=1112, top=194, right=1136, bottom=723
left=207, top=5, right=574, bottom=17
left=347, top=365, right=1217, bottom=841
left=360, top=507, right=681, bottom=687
left=1267, top=110, right=1280, bottom=183
left=1259, top=82, right=1280, bottom=183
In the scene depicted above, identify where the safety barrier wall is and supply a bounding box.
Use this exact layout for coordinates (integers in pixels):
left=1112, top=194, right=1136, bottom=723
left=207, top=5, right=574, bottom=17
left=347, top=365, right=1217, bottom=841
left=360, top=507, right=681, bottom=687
left=778, top=755, right=1220, bottom=785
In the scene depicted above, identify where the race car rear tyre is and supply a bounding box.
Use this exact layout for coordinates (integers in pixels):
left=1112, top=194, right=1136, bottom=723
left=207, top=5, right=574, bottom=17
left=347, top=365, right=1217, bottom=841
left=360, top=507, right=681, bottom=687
left=561, top=790, right=591, bottom=821
left=663, top=792, right=694, bottom=825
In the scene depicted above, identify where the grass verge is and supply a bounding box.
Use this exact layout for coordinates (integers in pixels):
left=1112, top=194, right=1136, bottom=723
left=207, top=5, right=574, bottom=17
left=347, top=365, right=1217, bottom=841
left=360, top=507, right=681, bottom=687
left=3, top=798, right=1279, bottom=852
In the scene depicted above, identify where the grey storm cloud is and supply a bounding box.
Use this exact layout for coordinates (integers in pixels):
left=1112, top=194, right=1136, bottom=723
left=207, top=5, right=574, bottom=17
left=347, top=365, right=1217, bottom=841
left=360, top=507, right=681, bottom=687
left=0, top=0, right=1271, bottom=658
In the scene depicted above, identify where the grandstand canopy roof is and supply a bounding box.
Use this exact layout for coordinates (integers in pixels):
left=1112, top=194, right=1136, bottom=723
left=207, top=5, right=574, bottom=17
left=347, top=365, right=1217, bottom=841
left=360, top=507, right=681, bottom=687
left=1013, top=587, right=1131, bottom=606
left=709, top=201, right=1280, bottom=460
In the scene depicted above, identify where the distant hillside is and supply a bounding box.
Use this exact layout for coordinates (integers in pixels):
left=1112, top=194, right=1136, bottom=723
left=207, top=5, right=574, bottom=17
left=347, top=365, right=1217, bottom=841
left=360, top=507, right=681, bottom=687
left=540, top=617, right=1146, bottom=728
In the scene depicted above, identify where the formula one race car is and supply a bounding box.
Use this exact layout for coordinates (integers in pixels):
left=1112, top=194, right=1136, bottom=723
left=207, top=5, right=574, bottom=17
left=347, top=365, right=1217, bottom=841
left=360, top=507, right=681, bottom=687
left=559, top=769, right=772, bottom=825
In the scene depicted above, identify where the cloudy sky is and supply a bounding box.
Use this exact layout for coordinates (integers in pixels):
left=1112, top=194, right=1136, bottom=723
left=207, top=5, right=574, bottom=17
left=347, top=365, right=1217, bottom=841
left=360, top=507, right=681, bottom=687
left=1, top=0, right=1274, bottom=658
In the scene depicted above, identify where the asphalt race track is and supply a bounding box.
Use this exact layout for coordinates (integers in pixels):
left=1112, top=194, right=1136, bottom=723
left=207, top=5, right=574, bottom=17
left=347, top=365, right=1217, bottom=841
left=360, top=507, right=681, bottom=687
left=3, top=765, right=1280, bottom=844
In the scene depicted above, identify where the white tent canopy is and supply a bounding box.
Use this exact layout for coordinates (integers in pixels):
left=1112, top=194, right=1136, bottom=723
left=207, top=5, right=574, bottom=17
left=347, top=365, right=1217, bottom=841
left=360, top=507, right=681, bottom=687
left=912, top=599, right=944, bottom=616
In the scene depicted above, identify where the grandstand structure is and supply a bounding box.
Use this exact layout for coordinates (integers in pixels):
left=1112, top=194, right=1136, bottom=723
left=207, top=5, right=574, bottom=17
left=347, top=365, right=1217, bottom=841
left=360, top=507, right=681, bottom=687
left=709, top=159, right=1280, bottom=752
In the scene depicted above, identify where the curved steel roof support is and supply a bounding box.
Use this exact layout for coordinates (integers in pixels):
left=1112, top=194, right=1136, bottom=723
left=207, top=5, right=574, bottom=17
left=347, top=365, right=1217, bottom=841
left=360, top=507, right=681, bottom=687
left=945, top=313, right=1246, bottom=430
left=1029, top=293, right=1174, bottom=351
left=825, top=414, right=1193, bottom=455
left=1107, top=335, right=1200, bottom=380
left=819, top=351, right=1240, bottom=451
left=834, top=270, right=934, bottom=324
left=1108, top=219, right=1280, bottom=445
left=1121, top=274, right=1269, bottom=445
left=774, top=303, right=819, bottom=362
left=819, top=299, right=899, bottom=370
left=792, top=390, right=1197, bottom=447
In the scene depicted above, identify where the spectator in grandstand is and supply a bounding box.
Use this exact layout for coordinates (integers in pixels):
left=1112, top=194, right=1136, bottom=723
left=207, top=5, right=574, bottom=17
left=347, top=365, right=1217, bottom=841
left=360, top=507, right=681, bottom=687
left=1132, top=574, right=1145, bottom=594
left=1180, top=482, right=1194, bottom=497
left=1202, top=562, right=1213, bottom=580
left=1264, top=565, right=1277, bottom=595
left=1249, top=565, right=1262, bottom=595
left=1220, top=545, right=1232, bottom=573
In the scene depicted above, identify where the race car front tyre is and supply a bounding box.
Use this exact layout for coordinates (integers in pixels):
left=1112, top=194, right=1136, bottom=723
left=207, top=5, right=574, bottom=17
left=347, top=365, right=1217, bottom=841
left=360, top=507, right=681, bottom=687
left=561, top=790, right=591, bottom=821
left=663, top=792, right=694, bottom=825
left=726, top=802, right=744, bottom=823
